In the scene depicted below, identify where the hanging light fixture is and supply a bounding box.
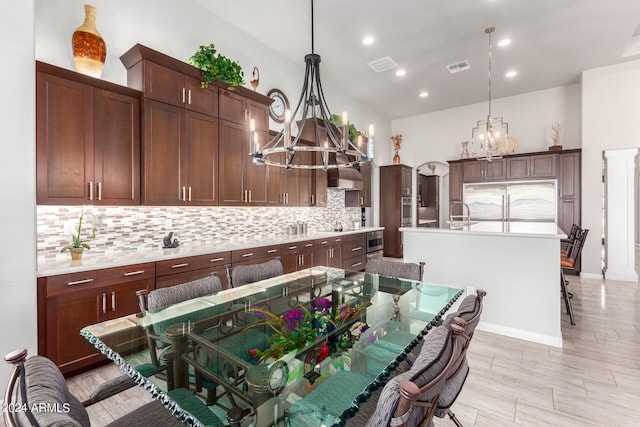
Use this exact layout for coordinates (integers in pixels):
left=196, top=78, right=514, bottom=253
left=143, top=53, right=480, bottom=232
left=250, top=0, right=374, bottom=169
left=471, top=26, right=509, bottom=162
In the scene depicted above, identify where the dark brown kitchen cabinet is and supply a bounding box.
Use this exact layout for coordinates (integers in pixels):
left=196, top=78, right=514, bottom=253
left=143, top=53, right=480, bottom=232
left=345, top=162, right=373, bottom=208
left=315, top=236, right=344, bottom=268
left=380, top=164, right=413, bottom=258
left=462, top=159, right=506, bottom=182
left=342, top=233, right=367, bottom=271
left=506, top=154, right=556, bottom=179
left=38, top=263, right=155, bottom=376
left=557, top=150, right=581, bottom=236
left=448, top=161, right=463, bottom=218
left=282, top=241, right=315, bottom=273
left=36, top=62, right=141, bottom=206
left=156, top=252, right=231, bottom=290
left=142, top=99, right=219, bottom=205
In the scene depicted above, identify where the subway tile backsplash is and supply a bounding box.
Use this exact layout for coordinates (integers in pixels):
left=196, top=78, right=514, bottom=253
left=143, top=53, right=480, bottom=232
left=37, top=190, right=360, bottom=260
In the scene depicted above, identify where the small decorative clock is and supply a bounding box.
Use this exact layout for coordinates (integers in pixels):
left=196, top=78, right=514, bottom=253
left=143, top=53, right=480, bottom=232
left=246, top=360, right=289, bottom=395
left=267, top=88, right=290, bottom=123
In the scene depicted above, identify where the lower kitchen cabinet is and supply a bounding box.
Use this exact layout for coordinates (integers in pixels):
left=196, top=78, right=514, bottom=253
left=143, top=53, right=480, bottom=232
left=342, top=233, right=367, bottom=271
left=39, top=263, right=155, bottom=376
left=314, top=236, right=344, bottom=268
left=282, top=240, right=315, bottom=273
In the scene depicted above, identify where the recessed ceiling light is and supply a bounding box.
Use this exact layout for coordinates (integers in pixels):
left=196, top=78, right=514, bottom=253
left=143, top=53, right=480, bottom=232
left=505, top=70, right=518, bottom=78
left=498, top=39, right=511, bottom=47
left=396, top=69, right=407, bottom=77
left=419, top=92, right=429, bottom=98
left=362, top=36, right=374, bottom=45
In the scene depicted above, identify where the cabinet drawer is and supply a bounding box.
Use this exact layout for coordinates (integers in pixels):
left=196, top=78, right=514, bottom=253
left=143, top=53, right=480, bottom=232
left=155, top=265, right=228, bottom=289
left=156, top=252, right=231, bottom=276
left=315, top=236, right=344, bottom=247
left=46, top=263, right=155, bottom=297
left=343, top=255, right=366, bottom=271
left=342, top=237, right=366, bottom=257
left=231, top=245, right=281, bottom=263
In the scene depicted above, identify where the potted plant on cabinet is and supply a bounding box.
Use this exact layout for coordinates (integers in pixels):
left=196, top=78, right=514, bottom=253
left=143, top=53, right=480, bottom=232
left=189, top=43, right=245, bottom=91
left=60, top=208, right=105, bottom=260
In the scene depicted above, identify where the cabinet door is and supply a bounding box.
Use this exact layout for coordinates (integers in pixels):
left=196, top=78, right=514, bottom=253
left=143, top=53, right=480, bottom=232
left=143, top=61, right=185, bottom=107
left=401, top=166, right=412, bottom=196
left=94, top=88, right=140, bottom=205
left=283, top=169, right=300, bottom=206
left=462, top=161, right=484, bottom=181
left=36, top=72, right=94, bottom=205
left=558, top=198, right=580, bottom=236
left=184, top=75, right=218, bottom=116
left=47, top=287, right=106, bottom=374
left=185, top=111, right=219, bottom=205
left=297, top=150, right=314, bottom=207
left=219, top=90, right=247, bottom=124
left=360, top=162, right=372, bottom=207
left=485, top=159, right=506, bottom=180
left=218, top=120, right=246, bottom=205
left=558, top=152, right=580, bottom=198
left=449, top=162, right=463, bottom=202
left=267, top=163, right=285, bottom=205
left=314, top=168, right=328, bottom=207
left=530, top=154, right=557, bottom=178
left=506, top=157, right=529, bottom=179
left=109, top=279, right=154, bottom=318
left=142, top=100, right=184, bottom=205
left=246, top=130, right=269, bottom=205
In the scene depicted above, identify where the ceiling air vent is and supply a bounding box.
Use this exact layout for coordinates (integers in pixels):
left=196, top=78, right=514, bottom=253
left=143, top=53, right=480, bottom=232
left=447, top=60, right=471, bottom=74
left=367, top=56, right=399, bottom=73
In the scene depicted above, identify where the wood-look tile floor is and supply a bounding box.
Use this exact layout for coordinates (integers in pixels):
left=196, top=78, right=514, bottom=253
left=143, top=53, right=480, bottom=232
left=60, top=273, right=640, bottom=426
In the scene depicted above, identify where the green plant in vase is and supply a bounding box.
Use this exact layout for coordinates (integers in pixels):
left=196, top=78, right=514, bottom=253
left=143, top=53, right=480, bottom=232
left=329, top=114, right=361, bottom=143
left=60, top=208, right=105, bottom=259
left=189, top=43, right=245, bottom=91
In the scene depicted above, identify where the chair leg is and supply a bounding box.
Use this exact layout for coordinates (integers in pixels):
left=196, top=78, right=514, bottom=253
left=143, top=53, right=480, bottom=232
left=560, top=270, right=575, bottom=325
left=447, top=409, right=464, bottom=427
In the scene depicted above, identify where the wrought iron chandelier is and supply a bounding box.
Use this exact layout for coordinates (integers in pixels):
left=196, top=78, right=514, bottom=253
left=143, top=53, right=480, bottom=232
left=471, top=26, right=509, bottom=162
left=249, top=0, right=374, bottom=169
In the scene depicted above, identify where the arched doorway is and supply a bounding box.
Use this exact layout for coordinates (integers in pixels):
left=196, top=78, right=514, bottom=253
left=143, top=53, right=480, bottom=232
left=416, top=161, right=449, bottom=228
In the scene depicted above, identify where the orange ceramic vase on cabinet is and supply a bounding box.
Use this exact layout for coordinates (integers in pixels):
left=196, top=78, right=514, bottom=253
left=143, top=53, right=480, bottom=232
left=72, top=4, right=106, bottom=78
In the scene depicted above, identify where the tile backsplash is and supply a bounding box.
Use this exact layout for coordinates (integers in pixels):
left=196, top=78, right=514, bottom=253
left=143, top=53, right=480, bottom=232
left=37, top=190, right=361, bottom=260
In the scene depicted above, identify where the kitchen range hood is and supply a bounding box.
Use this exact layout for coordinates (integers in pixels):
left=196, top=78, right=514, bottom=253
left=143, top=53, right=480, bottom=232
left=327, top=153, right=364, bottom=190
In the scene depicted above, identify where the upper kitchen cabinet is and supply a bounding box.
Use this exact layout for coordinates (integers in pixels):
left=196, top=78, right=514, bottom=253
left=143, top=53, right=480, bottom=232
left=36, top=62, right=141, bottom=206
left=120, top=44, right=219, bottom=117
left=462, top=158, right=506, bottom=182
left=506, top=153, right=557, bottom=179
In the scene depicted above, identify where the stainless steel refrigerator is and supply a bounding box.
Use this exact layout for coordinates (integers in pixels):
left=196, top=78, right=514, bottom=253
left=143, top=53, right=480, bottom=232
left=463, top=180, right=557, bottom=225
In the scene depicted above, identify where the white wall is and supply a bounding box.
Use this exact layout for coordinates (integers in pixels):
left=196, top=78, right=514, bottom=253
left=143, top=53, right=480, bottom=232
left=581, top=60, right=640, bottom=276
left=0, top=0, right=37, bottom=384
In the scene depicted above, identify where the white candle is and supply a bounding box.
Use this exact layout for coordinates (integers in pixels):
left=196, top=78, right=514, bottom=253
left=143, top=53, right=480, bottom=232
left=341, top=111, right=348, bottom=125
left=249, top=118, right=256, bottom=132
left=369, top=124, right=374, bottom=138
left=284, top=109, right=292, bottom=149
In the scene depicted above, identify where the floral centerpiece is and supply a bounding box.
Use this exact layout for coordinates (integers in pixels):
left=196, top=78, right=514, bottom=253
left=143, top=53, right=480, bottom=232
left=60, top=208, right=105, bottom=260
left=246, top=297, right=369, bottom=363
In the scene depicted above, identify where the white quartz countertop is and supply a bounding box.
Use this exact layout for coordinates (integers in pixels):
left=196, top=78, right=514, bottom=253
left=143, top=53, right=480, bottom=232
left=38, top=227, right=384, bottom=277
left=400, top=222, right=565, bottom=239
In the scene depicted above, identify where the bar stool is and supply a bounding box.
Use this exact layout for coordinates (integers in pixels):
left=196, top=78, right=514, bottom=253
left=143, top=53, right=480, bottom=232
left=560, top=228, right=588, bottom=325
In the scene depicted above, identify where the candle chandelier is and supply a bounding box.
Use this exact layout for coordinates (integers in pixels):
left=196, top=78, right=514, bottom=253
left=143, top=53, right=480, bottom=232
left=249, top=0, right=374, bottom=169
left=471, top=26, right=509, bottom=162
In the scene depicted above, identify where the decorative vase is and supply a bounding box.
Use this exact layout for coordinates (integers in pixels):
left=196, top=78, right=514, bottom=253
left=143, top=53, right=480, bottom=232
left=393, top=150, right=401, bottom=165
left=69, top=248, right=84, bottom=261
left=72, top=4, right=106, bottom=78
left=460, top=141, right=470, bottom=159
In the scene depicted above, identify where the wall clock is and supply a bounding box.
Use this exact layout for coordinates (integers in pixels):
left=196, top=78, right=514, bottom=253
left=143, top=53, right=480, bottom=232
left=267, top=88, right=289, bottom=123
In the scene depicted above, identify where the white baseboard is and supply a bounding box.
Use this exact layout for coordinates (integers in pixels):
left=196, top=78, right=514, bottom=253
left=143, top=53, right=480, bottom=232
left=477, top=321, right=563, bottom=348
left=579, top=272, right=603, bottom=280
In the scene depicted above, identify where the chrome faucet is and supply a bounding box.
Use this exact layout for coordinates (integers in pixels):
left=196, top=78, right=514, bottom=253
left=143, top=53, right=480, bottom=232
left=449, top=201, right=471, bottom=230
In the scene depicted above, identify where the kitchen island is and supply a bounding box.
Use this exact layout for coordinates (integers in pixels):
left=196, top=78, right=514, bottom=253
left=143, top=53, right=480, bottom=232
left=400, top=222, right=565, bottom=347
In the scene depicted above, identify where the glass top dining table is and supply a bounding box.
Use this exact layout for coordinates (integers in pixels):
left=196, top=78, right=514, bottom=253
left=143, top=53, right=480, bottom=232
left=81, top=266, right=463, bottom=427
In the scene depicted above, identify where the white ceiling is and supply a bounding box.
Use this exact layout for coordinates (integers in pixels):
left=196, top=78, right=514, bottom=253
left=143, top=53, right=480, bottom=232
left=197, top=0, right=640, bottom=120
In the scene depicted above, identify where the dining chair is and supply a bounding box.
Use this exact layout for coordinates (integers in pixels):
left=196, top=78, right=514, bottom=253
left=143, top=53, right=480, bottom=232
left=3, top=349, right=225, bottom=427
left=226, top=258, right=284, bottom=288
left=560, top=228, right=588, bottom=325
left=365, top=259, right=425, bottom=281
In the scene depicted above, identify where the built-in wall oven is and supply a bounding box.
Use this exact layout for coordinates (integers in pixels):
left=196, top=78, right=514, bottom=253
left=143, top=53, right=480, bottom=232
left=366, top=230, right=384, bottom=261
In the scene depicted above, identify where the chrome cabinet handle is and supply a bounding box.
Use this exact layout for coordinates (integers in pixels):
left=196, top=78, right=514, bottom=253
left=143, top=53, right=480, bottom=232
left=249, top=190, right=252, bottom=203
left=242, top=253, right=254, bottom=258
left=305, top=243, right=313, bottom=247
left=171, top=263, right=189, bottom=269
left=320, top=241, right=328, bottom=245
left=101, top=293, right=106, bottom=314
left=188, top=89, right=192, bottom=105
left=311, top=194, right=315, bottom=205
left=182, top=186, right=186, bottom=201
left=111, top=292, right=116, bottom=312
left=244, top=190, right=248, bottom=203
left=182, top=88, right=186, bottom=103
left=352, top=246, right=362, bottom=252
left=123, top=270, right=145, bottom=277
left=285, top=193, right=289, bottom=204
left=288, top=246, right=297, bottom=250
left=188, top=186, right=192, bottom=202
left=89, top=181, right=93, bottom=201
left=267, top=249, right=278, bottom=253
left=360, top=196, right=364, bottom=205
left=67, top=278, right=94, bottom=286
left=97, top=182, right=102, bottom=201
left=351, top=261, right=363, bottom=268
left=210, top=257, right=224, bottom=262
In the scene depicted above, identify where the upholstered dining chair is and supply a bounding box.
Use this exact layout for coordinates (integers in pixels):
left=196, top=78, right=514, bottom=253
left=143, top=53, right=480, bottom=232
left=365, top=259, right=425, bottom=281
left=226, top=258, right=284, bottom=288
left=3, top=349, right=225, bottom=427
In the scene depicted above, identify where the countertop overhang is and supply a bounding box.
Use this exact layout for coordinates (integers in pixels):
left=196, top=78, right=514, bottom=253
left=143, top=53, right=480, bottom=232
left=400, top=222, right=566, bottom=239
left=38, top=227, right=384, bottom=277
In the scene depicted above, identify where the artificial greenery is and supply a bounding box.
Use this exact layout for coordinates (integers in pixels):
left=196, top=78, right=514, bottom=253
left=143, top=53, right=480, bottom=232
left=60, top=208, right=104, bottom=253
left=329, top=114, right=362, bottom=143
left=189, top=44, right=245, bottom=91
